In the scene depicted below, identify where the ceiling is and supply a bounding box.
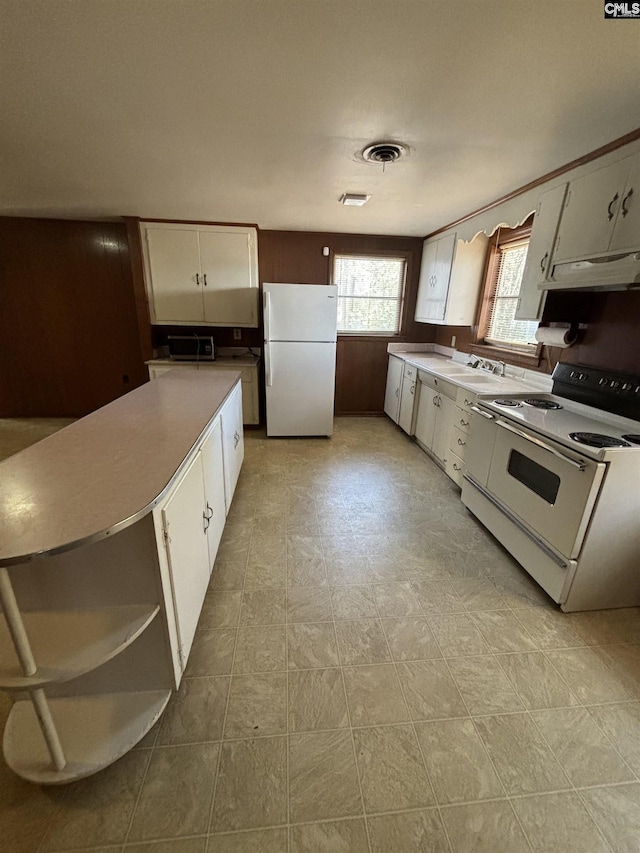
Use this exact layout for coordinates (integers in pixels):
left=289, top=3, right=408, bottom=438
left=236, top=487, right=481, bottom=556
left=1, top=0, right=639, bottom=237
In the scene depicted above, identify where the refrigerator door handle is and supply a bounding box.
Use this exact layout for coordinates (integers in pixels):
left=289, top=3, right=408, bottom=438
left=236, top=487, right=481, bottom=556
left=265, top=343, right=272, bottom=387
left=264, top=291, right=271, bottom=342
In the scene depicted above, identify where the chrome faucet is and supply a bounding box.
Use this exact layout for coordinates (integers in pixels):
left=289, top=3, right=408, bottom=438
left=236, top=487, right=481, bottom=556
left=494, top=361, right=506, bottom=377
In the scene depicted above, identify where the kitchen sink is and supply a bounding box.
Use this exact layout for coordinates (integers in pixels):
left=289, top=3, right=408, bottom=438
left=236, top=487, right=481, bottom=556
left=448, top=373, right=499, bottom=384
left=426, top=364, right=475, bottom=374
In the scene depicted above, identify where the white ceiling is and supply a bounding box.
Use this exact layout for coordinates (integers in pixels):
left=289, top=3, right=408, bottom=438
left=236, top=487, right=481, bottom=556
left=1, top=0, right=639, bottom=237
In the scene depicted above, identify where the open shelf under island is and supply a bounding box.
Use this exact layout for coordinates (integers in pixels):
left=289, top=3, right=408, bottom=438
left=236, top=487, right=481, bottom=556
left=0, top=369, right=244, bottom=783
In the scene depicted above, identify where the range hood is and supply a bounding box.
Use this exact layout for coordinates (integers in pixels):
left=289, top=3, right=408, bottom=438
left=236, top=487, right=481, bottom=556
left=543, top=250, right=640, bottom=292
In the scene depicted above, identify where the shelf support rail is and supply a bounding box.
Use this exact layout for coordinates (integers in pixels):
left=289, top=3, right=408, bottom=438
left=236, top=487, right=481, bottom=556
left=0, top=568, right=67, bottom=772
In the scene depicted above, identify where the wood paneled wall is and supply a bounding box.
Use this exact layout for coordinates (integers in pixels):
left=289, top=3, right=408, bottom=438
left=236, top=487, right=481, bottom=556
left=0, top=217, right=147, bottom=417
left=258, top=230, right=429, bottom=415
left=428, top=289, right=640, bottom=377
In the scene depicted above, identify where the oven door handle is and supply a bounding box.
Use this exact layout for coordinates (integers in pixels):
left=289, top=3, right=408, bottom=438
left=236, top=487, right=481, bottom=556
left=495, top=419, right=586, bottom=472
left=469, top=405, right=495, bottom=420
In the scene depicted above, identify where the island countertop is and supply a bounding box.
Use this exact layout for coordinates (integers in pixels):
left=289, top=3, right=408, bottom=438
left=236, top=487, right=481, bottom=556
left=0, top=370, right=241, bottom=566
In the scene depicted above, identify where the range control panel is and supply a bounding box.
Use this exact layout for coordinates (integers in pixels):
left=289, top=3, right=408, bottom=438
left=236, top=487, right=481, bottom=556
left=553, top=362, right=640, bottom=420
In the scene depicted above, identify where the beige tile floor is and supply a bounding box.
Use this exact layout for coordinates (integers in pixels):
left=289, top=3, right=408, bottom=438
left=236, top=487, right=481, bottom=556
left=1, top=417, right=640, bottom=852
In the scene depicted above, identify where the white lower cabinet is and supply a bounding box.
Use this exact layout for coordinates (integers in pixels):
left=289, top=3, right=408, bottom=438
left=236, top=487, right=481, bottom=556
left=415, top=384, right=439, bottom=449
left=160, top=451, right=212, bottom=670
left=201, top=419, right=226, bottom=568
left=159, top=415, right=228, bottom=673
left=385, top=356, right=418, bottom=436
left=415, top=371, right=457, bottom=466
left=447, top=389, right=478, bottom=486
left=431, top=394, right=455, bottom=464
left=220, top=382, right=244, bottom=512
left=157, top=387, right=243, bottom=678
left=384, top=355, right=404, bottom=422
left=398, top=364, right=417, bottom=435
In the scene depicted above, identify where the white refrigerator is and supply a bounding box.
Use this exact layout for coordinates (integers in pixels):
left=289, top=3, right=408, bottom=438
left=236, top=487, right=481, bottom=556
left=263, top=283, right=338, bottom=437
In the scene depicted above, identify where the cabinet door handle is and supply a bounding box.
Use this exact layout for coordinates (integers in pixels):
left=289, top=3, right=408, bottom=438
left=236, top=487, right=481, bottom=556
left=621, top=187, right=634, bottom=218
left=203, top=273, right=208, bottom=286
left=437, top=395, right=441, bottom=408
left=540, top=251, right=549, bottom=273
left=432, top=395, right=438, bottom=406
left=453, top=463, right=462, bottom=472
left=205, top=502, right=214, bottom=520
left=196, top=273, right=200, bottom=286
left=234, top=431, right=240, bottom=448
left=395, top=388, right=399, bottom=398
left=607, top=192, right=620, bottom=221
left=457, top=438, right=466, bottom=446
left=410, top=384, right=414, bottom=395
left=203, top=511, right=210, bottom=533
left=460, top=418, right=469, bottom=427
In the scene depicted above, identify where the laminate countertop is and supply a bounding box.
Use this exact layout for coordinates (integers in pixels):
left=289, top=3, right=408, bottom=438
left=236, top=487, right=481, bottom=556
left=0, top=370, right=241, bottom=566
left=390, top=351, right=549, bottom=395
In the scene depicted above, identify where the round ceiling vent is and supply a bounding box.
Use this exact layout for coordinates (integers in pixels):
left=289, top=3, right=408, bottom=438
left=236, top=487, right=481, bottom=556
left=361, top=141, right=407, bottom=164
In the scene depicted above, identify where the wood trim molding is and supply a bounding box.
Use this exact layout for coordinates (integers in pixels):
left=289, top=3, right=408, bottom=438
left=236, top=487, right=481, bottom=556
left=124, top=217, right=153, bottom=362
left=134, top=217, right=260, bottom=229
left=425, top=128, right=640, bottom=240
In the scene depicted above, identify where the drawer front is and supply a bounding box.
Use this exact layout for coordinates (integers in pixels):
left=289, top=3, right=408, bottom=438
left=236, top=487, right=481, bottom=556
left=417, top=370, right=456, bottom=399
left=404, top=364, right=416, bottom=381
left=456, top=408, right=473, bottom=434
left=446, top=451, right=465, bottom=486
left=451, top=425, right=469, bottom=460
left=456, top=387, right=477, bottom=412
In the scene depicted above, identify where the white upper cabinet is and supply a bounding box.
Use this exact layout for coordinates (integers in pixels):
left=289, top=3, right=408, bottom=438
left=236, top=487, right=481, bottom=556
left=415, top=232, right=488, bottom=326
left=515, top=183, right=568, bottom=321
left=141, top=222, right=259, bottom=327
left=552, top=152, right=639, bottom=263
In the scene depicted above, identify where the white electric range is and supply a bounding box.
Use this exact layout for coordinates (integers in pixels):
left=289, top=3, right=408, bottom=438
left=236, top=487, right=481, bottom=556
left=461, top=363, right=640, bottom=612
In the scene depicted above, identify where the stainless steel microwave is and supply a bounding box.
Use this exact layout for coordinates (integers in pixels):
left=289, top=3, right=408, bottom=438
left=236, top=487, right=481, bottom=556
left=167, top=335, right=215, bottom=360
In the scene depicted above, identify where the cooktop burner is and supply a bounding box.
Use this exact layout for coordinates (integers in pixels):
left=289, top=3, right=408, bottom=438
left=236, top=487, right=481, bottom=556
left=621, top=434, right=640, bottom=445
left=523, top=399, right=563, bottom=410
left=494, top=399, right=522, bottom=407
left=569, top=432, right=632, bottom=448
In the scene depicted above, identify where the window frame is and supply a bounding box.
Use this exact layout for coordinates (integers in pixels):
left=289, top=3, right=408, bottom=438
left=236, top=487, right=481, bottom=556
left=473, top=221, right=542, bottom=363
left=330, top=250, right=409, bottom=338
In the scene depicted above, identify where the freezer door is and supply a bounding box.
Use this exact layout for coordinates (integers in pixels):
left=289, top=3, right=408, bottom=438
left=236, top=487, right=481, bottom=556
left=264, top=283, right=338, bottom=342
left=265, top=341, right=336, bottom=436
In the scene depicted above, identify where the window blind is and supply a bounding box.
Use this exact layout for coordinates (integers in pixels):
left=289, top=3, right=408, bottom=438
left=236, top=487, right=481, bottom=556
left=333, top=255, right=406, bottom=334
left=485, top=239, right=538, bottom=350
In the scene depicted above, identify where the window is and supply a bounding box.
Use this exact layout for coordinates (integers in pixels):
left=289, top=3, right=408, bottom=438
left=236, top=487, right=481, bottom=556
left=480, top=226, right=538, bottom=353
left=333, top=254, right=406, bottom=334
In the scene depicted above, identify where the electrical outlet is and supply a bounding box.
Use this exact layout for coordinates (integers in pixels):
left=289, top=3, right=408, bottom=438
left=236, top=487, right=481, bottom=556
left=233, top=328, right=241, bottom=340
left=451, top=335, right=456, bottom=347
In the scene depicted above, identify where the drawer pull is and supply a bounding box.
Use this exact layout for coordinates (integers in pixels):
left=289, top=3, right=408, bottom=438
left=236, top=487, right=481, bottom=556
left=457, top=438, right=466, bottom=446
left=460, top=419, right=469, bottom=427
left=464, top=398, right=473, bottom=407
left=453, top=463, right=462, bottom=472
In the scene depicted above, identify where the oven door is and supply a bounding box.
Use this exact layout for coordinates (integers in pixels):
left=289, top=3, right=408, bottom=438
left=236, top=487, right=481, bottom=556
left=486, top=419, right=606, bottom=559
